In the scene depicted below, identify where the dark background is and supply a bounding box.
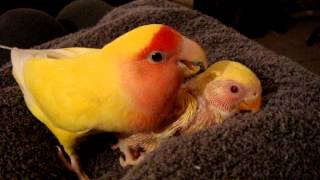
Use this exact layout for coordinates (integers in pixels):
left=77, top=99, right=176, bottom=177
left=0, top=0, right=128, bottom=16
left=1, top=0, right=319, bottom=38
left=0, top=0, right=319, bottom=73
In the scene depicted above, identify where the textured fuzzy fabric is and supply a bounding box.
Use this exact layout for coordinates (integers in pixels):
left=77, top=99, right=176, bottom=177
left=0, top=8, right=66, bottom=65
left=56, top=0, right=114, bottom=32
left=1, top=0, right=320, bottom=179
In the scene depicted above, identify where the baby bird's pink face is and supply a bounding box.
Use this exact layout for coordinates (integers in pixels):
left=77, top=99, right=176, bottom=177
left=204, top=80, right=261, bottom=113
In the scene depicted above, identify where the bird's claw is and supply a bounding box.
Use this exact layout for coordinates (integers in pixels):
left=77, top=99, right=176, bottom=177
left=56, top=146, right=90, bottom=180
left=57, top=146, right=73, bottom=171
left=119, top=148, right=145, bottom=168
left=110, top=144, right=118, bottom=150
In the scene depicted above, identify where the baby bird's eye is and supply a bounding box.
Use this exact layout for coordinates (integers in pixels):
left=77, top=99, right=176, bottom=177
left=230, top=85, right=239, bottom=93
left=148, top=51, right=166, bottom=64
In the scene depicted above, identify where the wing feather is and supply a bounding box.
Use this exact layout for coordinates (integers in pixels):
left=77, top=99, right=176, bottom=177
left=9, top=47, right=100, bottom=130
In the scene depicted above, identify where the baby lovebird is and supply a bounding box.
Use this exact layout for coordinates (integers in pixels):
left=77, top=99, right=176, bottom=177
left=2, top=24, right=207, bottom=180
left=115, top=60, right=262, bottom=167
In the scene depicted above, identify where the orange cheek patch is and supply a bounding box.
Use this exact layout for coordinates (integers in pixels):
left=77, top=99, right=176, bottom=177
left=120, top=60, right=182, bottom=132
left=129, top=61, right=181, bottom=110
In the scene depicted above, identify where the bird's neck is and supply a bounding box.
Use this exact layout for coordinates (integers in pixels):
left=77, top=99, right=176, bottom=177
left=180, top=90, right=233, bottom=134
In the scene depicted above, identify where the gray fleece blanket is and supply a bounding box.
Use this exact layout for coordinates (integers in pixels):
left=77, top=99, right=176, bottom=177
left=1, top=0, right=320, bottom=179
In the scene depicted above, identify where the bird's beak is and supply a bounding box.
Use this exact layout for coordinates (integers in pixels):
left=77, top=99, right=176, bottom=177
left=238, top=96, right=262, bottom=113
left=178, top=36, right=208, bottom=77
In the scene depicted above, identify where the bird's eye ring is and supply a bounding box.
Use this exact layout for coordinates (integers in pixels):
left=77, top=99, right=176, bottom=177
left=148, top=51, right=166, bottom=64
left=230, top=85, right=239, bottom=93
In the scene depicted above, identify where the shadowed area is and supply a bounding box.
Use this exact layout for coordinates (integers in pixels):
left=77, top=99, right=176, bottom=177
left=1, top=0, right=320, bottom=179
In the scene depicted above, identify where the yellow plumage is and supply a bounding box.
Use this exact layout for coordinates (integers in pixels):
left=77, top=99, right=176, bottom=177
left=23, top=50, right=130, bottom=153
left=11, top=25, right=160, bottom=153
left=8, top=24, right=207, bottom=179
left=187, top=60, right=261, bottom=93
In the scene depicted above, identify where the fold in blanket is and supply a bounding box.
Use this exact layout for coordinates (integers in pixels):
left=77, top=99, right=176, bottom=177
left=1, top=0, right=320, bottom=179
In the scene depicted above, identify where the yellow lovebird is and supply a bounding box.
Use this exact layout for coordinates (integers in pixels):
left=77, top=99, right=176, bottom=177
left=3, top=24, right=207, bottom=179
left=115, top=60, right=262, bottom=167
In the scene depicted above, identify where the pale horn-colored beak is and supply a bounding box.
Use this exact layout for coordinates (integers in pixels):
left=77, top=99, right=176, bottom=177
left=178, top=36, right=208, bottom=77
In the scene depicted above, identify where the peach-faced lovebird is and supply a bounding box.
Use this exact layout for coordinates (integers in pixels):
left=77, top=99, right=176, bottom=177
left=115, top=60, right=262, bottom=167
left=2, top=24, right=207, bottom=179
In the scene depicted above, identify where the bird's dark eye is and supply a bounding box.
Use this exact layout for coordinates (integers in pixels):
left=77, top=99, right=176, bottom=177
left=149, top=51, right=166, bottom=64
left=230, top=85, right=239, bottom=93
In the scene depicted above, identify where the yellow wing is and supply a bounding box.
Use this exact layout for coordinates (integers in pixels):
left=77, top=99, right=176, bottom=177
left=11, top=47, right=99, bottom=92
left=11, top=47, right=132, bottom=134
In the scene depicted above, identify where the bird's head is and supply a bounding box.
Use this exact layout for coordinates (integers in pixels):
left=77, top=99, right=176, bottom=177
left=102, top=24, right=207, bottom=132
left=103, top=24, right=207, bottom=78
left=187, top=60, right=262, bottom=117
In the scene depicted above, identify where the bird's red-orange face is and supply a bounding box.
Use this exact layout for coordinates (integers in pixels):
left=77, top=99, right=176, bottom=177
left=130, top=26, right=185, bottom=107
left=120, top=25, right=207, bottom=132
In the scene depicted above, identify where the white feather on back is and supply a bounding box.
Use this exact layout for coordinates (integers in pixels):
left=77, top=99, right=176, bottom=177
left=2, top=46, right=97, bottom=92
left=0, top=45, right=99, bottom=122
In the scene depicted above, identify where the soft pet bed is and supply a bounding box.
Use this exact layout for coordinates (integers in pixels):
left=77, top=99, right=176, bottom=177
left=1, top=0, right=320, bottom=179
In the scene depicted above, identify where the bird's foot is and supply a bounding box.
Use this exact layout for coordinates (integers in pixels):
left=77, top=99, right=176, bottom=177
left=110, top=144, right=118, bottom=150
left=116, top=133, right=159, bottom=167
left=57, top=146, right=90, bottom=180
left=119, top=146, right=145, bottom=168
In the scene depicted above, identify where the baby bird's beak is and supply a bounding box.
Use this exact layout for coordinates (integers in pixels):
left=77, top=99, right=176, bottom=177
left=238, top=96, right=262, bottom=113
